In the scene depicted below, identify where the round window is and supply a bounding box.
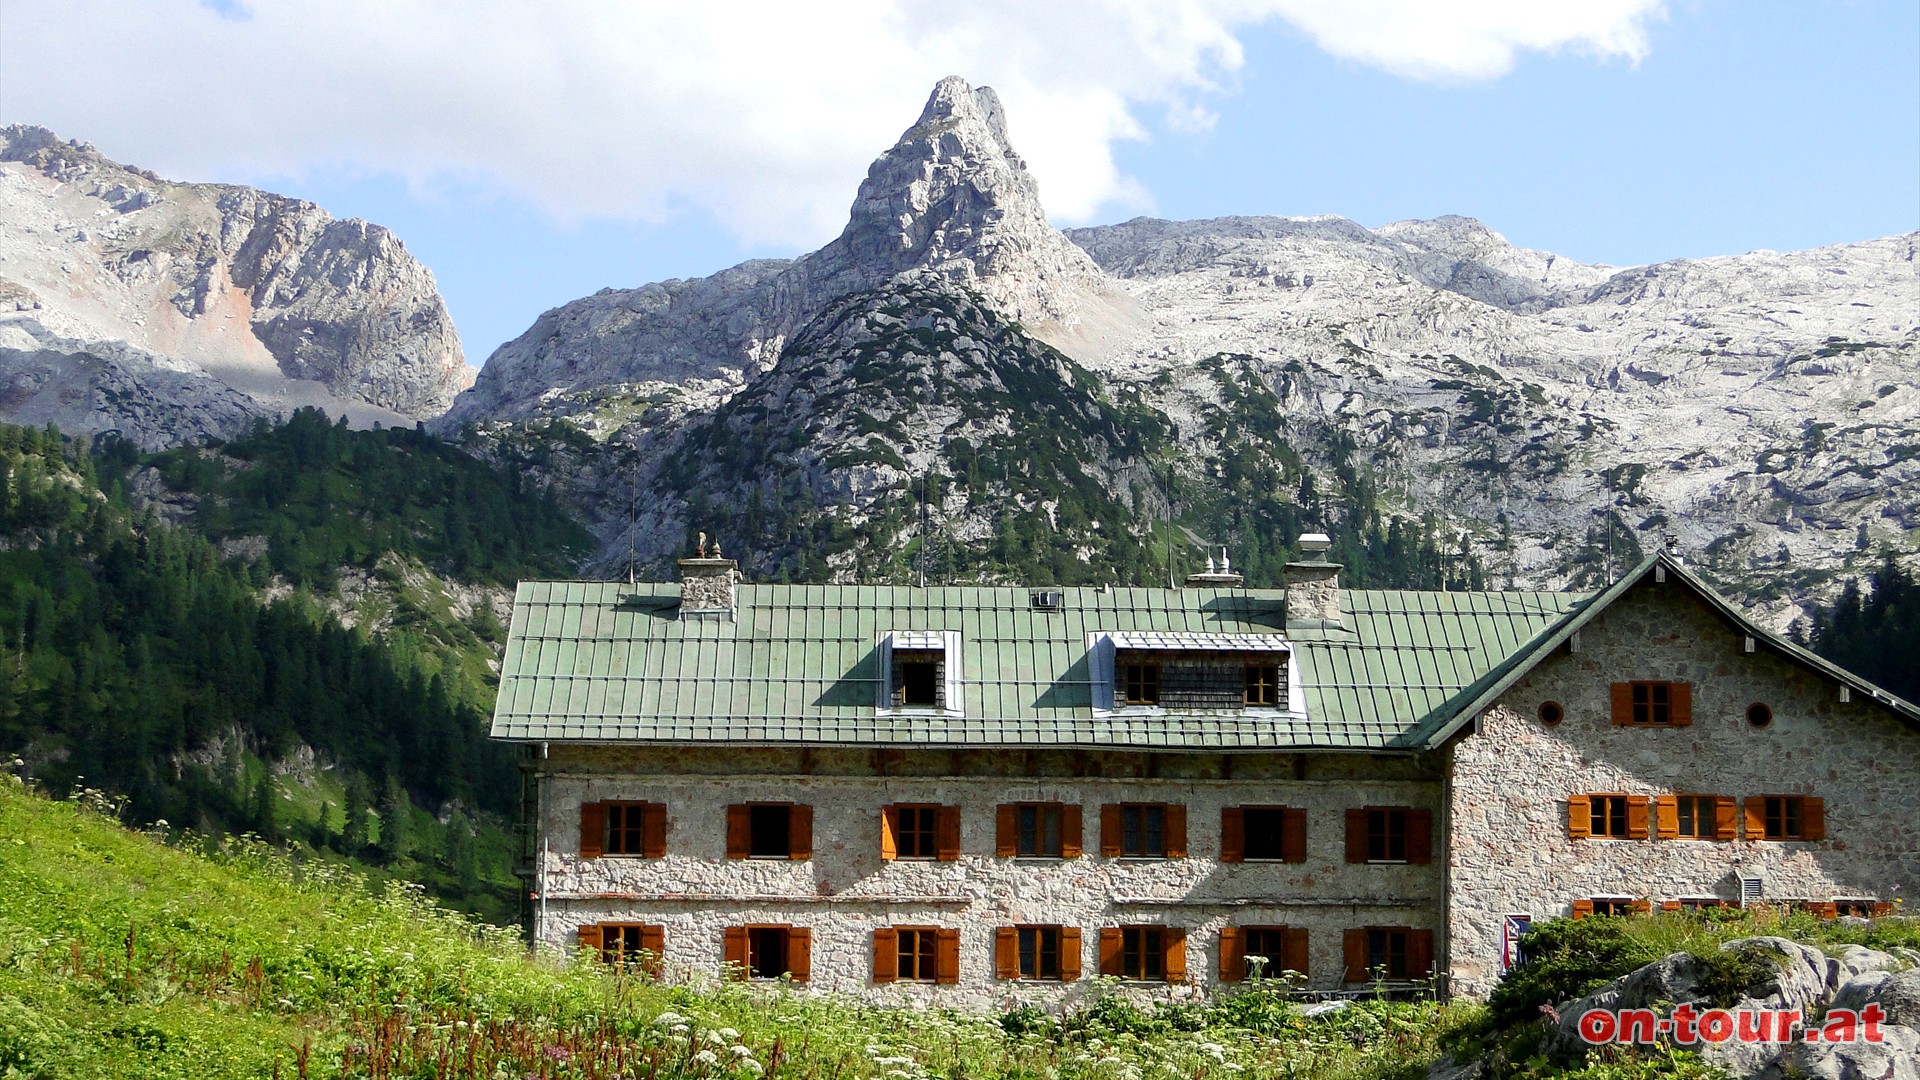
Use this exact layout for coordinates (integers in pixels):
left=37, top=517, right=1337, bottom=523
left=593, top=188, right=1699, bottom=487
left=1538, top=701, right=1565, bottom=726
left=1746, top=702, right=1773, bottom=728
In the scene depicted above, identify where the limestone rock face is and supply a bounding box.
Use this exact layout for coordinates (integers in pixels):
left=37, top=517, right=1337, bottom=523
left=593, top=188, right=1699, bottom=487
left=445, top=77, right=1915, bottom=618
left=441, top=76, right=1141, bottom=430
left=0, top=124, right=471, bottom=442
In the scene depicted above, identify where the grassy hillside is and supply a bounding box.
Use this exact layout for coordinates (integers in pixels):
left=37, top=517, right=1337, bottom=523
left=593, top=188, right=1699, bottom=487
left=0, top=775, right=1478, bottom=1080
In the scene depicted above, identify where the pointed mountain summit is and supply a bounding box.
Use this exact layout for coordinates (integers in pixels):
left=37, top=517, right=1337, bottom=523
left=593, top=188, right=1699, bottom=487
left=441, top=77, right=1138, bottom=428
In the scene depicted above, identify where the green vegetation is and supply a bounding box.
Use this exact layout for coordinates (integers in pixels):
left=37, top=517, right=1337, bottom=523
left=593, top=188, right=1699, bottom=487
left=1797, top=556, right=1920, bottom=704
left=113, top=406, right=592, bottom=590
left=0, top=422, right=529, bottom=920
left=2, top=776, right=1480, bottom=1078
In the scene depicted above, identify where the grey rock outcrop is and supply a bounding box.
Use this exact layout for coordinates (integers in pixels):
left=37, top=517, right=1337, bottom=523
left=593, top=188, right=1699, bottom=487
left=1542, top=936, right=1919, bottom=1080
left=0, top=124, right=471, bottom=441
left=0, top=319, right=260, bottom=449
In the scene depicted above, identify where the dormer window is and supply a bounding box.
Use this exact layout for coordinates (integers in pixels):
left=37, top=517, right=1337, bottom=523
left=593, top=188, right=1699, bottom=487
left=893, top=650, right=942, bottom=707
left=879, top=630, right=961, bottom=713
left=1099, top=633, right=1291, bottom=712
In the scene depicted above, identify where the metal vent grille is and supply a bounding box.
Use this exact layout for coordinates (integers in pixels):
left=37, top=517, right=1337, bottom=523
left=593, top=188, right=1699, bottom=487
left=1740, top=876, right=1765, bottom=906
left=1030, top=591, right=1064, bottom=611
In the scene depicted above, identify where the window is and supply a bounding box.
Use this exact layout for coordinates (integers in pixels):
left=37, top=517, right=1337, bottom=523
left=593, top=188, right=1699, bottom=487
left=1223, top=926, right=1307, bottom=980
left=1666, top=898, right=1731, bottom=912
left=873, top=927, right=958, bottom=984
left=892, top=650, right=942, bottom=707
left=1572, top=898, right=1648, bottom=918
left=579, top=923, right=663, bottom=971
left=1101, top=802, right=1186, bottom=858
left=1568, top=794, right=1650, bottom=840
left=1591, top=795, right=1629, bottom=838
left=1344, top=806, right=1432, bottom=864
left=1674, top=795, right=1714, bottom=839
left=1833, top=899, right=1887, bottom=919
left=1743, top=795, right=1824, bottom=841
left=895, top=805, right=936, bottom=858
left=1244, top=663, right=1281, bottom=706
left=1099, top=926, right=1185, bottom=982
left=1221, top=806, right=1305, bottom=863
left=996, top=802, right=1082, bottom=858
left=1341, top=927, right=1434, bottom=983
left=725, top=925, right=809, bottom=981
left=576, top=801, right=667, bottom=859
left=1766, top=796, right=1799, bottom=839
left=725, top=803, right=813, bottom=859
left=995, top=926, right=1081, bottom=981
left=1123, top=661, right=1160, bottom=705
left=882, top=804, right=958, bottom=861
left=1610, top=681, right=1692, bottom=726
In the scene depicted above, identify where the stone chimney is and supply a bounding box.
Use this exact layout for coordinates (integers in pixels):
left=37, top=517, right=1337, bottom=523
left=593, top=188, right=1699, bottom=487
left=1183, top=546, right=1245, bottom=588
left=678, top=531, right=739, bottom=619
left=1283, top=533, right=1342, bottom=628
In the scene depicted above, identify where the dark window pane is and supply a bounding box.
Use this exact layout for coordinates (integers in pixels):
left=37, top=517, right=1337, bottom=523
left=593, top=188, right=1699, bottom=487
left=749, top=804, right=791, bottom=857
left=1243, top=808, right=1287, bottom=860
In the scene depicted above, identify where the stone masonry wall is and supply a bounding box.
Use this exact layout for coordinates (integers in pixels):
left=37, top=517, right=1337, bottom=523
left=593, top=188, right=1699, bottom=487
left=1446, top=574, right=1920, bottom=998
left=531, top=748, right=1444, bottom=1010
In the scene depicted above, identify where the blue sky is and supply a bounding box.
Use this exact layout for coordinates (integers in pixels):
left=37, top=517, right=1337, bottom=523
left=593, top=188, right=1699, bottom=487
left=4, top=1, right=1914, bottom=364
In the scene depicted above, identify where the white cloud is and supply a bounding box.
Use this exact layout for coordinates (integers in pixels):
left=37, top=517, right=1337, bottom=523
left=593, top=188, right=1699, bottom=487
left=0, top=1, right=1665, bottom=248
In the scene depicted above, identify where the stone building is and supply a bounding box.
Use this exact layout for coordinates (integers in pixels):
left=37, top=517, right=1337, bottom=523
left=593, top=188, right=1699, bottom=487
left=491, top=541, right=1919, bottom=1006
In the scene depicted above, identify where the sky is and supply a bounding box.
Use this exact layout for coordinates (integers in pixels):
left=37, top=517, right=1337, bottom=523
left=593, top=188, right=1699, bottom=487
left=2, top=1, right=1915, bottom=365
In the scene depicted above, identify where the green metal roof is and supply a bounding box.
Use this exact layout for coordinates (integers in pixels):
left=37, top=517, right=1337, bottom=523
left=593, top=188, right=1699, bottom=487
left=490, top=581, right=1585, bottom=751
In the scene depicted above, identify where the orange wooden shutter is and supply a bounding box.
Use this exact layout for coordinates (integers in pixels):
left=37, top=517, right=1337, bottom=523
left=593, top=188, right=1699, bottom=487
left=1669, top=682, right=1692, bottom=726
left=1218, top=927, right=1244, bottom=981
left=1100, top=804, right=1122, bottom=857
left=1571, top=900, right=1594, bottom=919
left=1871, top=902, right=1894, bottom=917
left=1610, top=683, right=1633, bottom=725
left=1655, top=796, right=1679, bottom=840
left=1345, top=808, right=1369, bottom=862
left=1281, top=927, right=1309, bottom=977
left=1282, top=807, right=1307, bottom=863
left=879, top=805, right=898, bottom=861
left=872, top=928, right=897, bottom=983
left=1408, top=929, right=1434, bottom=978
left=639, top=925, right=665, bottom=974
left=789, top=804, right=813, bottom=860
left=936, top=806, right=961, bottom=861
left=1061, top=804, right=1083, bottom=858
left=935, top=928, right=960, bottom=984
left=578, top=924, right=602, bottom=959
left=1164, top=804, right=1187, bottom=858
left=723, top=926, right=748, bottom=977
left=995, top=805, right=1017, bottom=857
left=1163, top=927, right=1187, bottom=983
left=1713, top=796, right=1739, bottom=841
left=785, top=927, right=811, bottom=982
left=1743, top=797, right=1766, bottom=839
left=1661, top=901, right=1682, bottom=912
left=725, top=805, right=750, bottom=858
left=579, top=802, right=605, bottom=859
left=1219, top=807, right=1245, bottom=863
left=1567, top=795, right=1591, bottom=840
left=1813, top=902, right=1838, bottom=920
left=1098, top=928, right=1123, bottom=976
left=1060, top=928, right=1082, bottom=981
left=994, top=928, right=1019, bottom=979
left=1629, top=899, right=1652, bottom=915
left=1801, top=797, right=1825, bottom=841
left=1626, top=796, right=1651, bottom=840
left=1342, top=929, right=1368, bottom=982
left=641, top=803, right=668, bottom=857
left=1406, top=809, right=1433, bottom=864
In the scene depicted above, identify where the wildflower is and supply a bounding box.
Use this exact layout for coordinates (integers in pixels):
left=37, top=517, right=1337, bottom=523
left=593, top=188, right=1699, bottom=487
left=654, top=1011, right=688, bottom=1027
left=544, top=1045, right=571, bottom=1062
left=738, top=1062, right=765, bottom=1077
left=731, top=1045, right=754, bottom=1059
left=718, top=1027, right=740, bottom=1041
left=694, top=1049, right=721, bottom=1067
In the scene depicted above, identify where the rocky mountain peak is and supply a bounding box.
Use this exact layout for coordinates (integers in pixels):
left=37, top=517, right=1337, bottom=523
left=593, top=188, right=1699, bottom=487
left=812, top=77, right=1133, bottom=348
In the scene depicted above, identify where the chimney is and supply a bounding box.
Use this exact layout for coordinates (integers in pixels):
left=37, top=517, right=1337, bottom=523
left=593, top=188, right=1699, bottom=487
left=1283, top=533, right=1342, bottom=628
left=678, top=531, right=739, bottom=619
left=1183, top=546, right=1244, bottom=588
